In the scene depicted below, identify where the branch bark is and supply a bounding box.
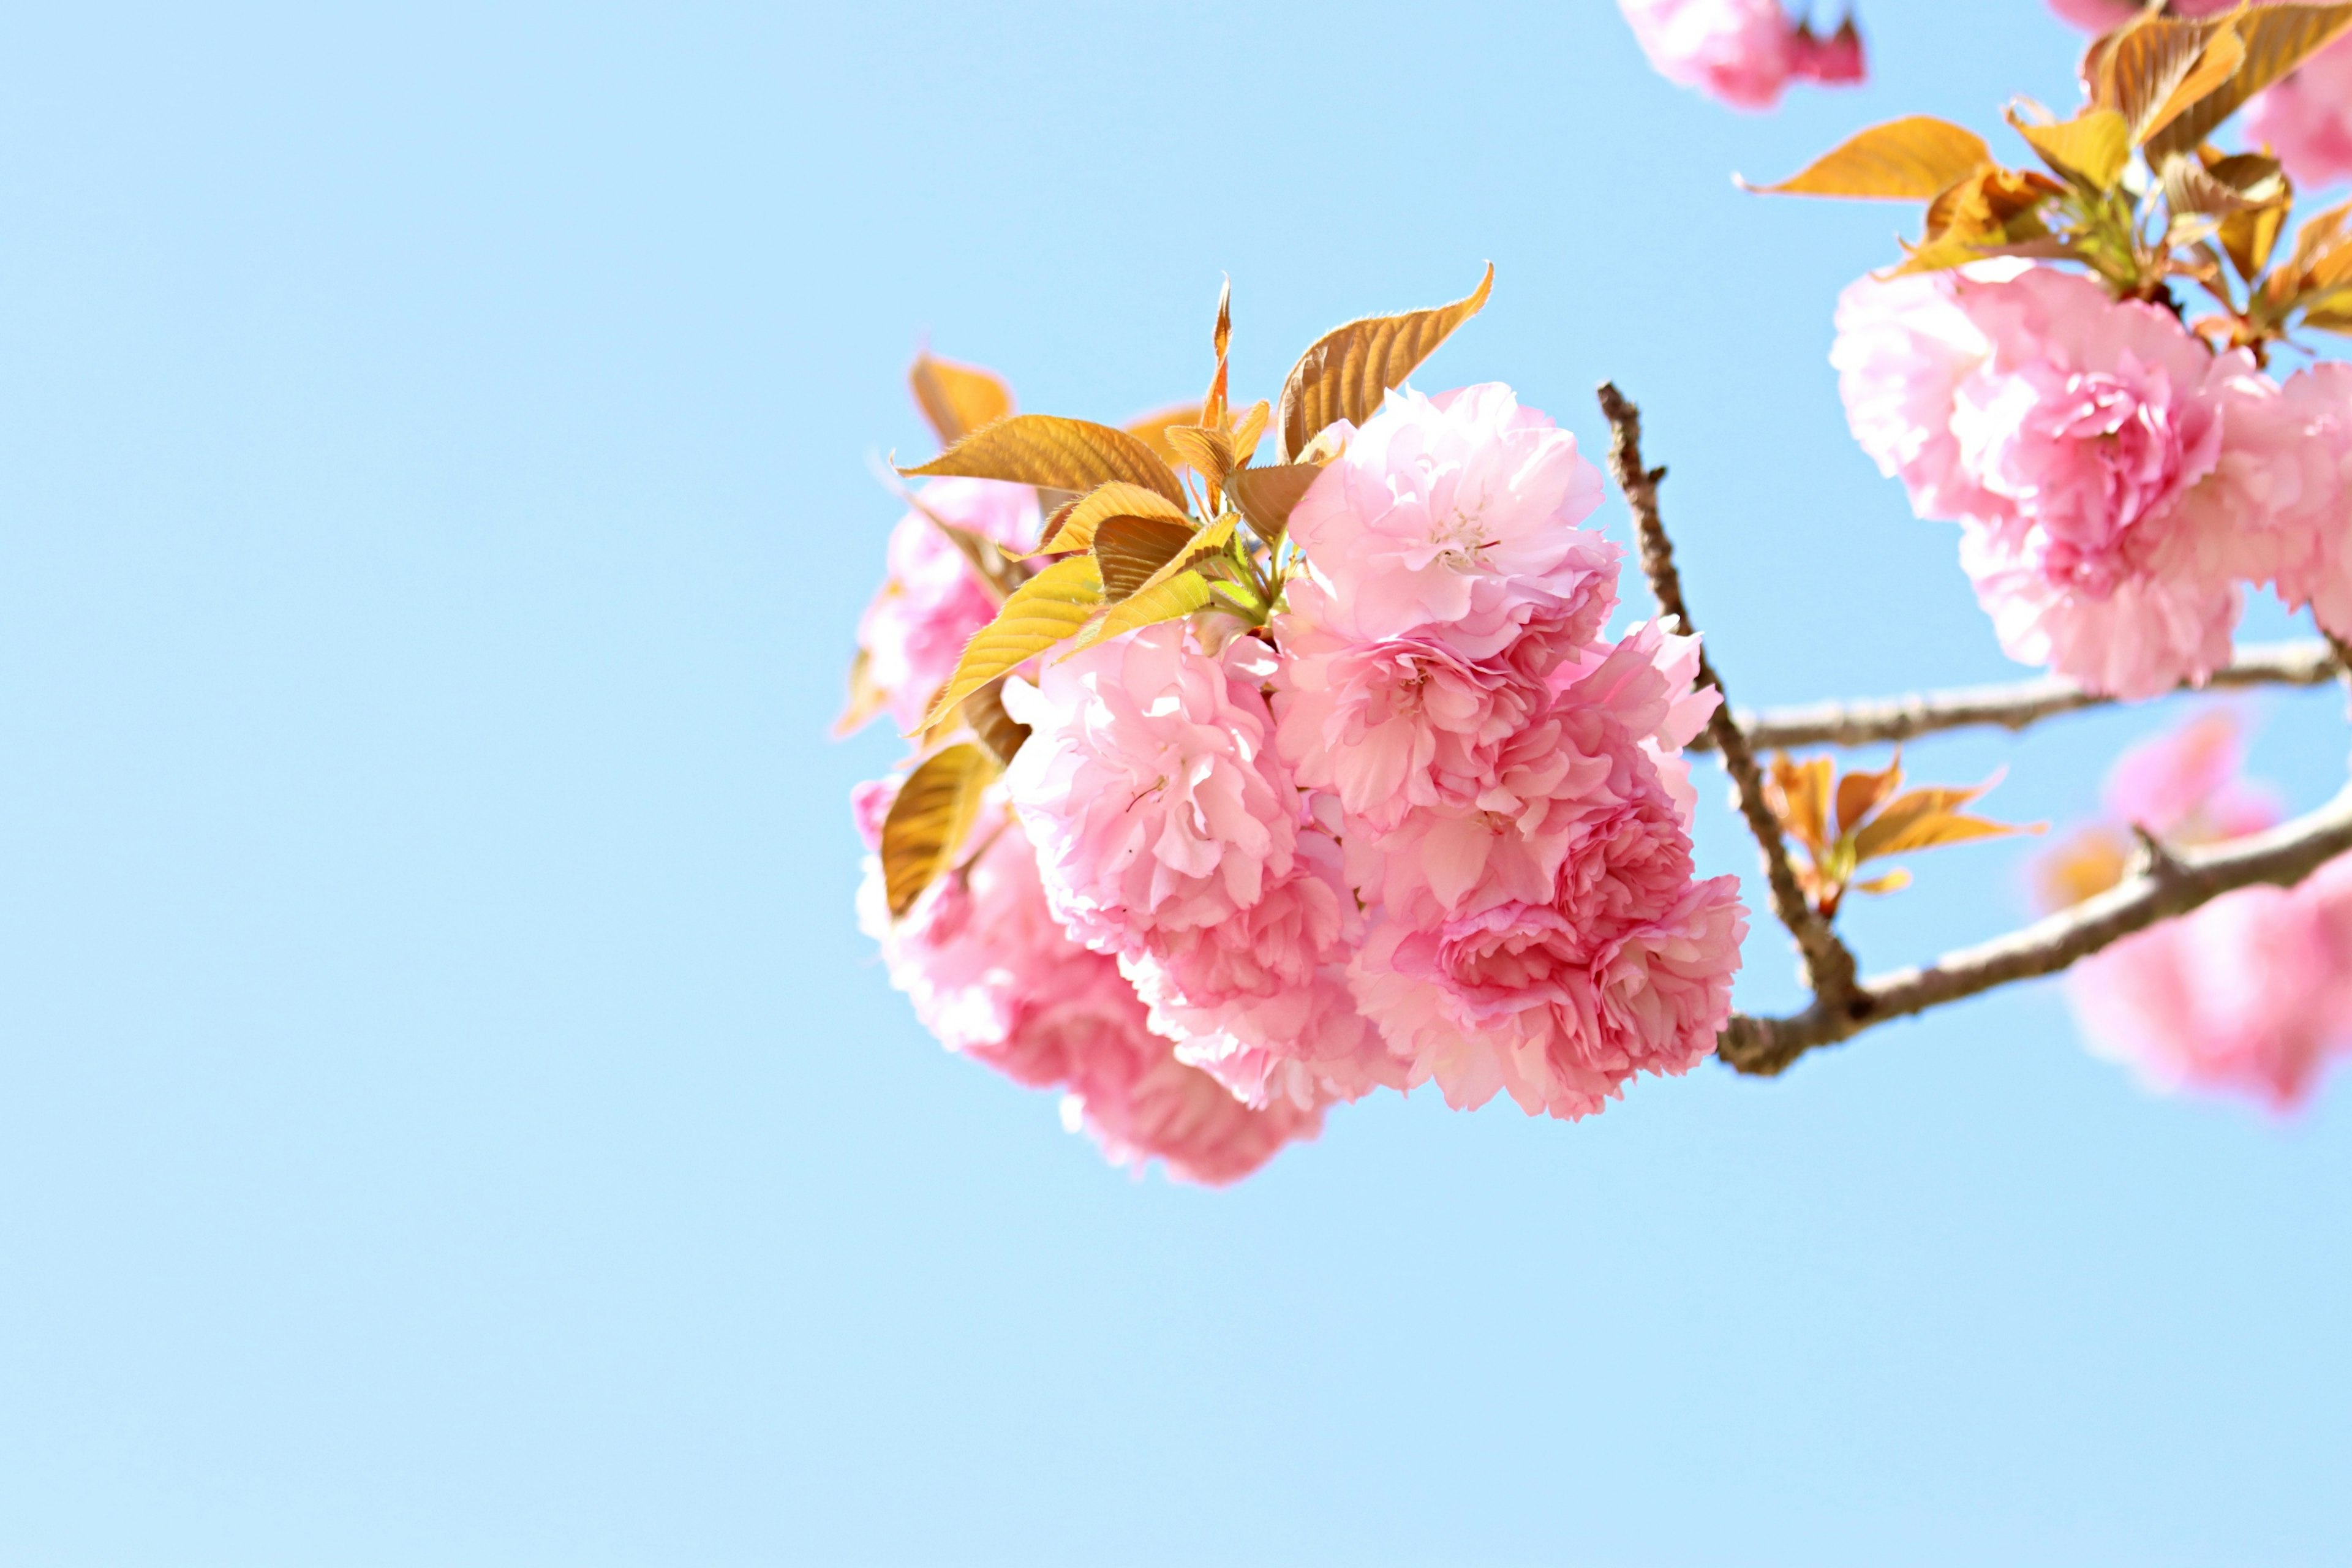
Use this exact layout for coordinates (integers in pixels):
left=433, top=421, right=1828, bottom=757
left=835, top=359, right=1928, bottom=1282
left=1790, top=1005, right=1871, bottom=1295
left=1717, top=779, right=2352, bottom=1076
left=1695, top=641, right=2343, bottom=752
left=1597, top=383, right=1861, bottom=1009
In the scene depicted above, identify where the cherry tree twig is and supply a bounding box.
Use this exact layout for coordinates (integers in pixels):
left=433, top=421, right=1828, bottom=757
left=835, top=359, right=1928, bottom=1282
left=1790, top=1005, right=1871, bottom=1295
left=1696, top=640, right=2343, bottom=752
left=1596, top=383, right=1861, bottom=1011
left=1596, top=382, right=2352, bottom=1081
left=1717, top=780, right=2352, bottom=1074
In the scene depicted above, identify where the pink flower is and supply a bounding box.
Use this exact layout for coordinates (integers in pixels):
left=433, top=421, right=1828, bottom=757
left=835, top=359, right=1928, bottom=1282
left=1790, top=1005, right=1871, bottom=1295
left=856, top=780, right=1320, bottom=1183
left=1063, top=1022, right=1326, bottom=1186
left=1002, top=623, right=1403, bottom=1105
left=2051, top=710, right=2352, bottom=1111
left=1619, top=0, right=1862, bottom=111
left=1790, top=17, right=1864, bottom=84
left=1836, top=263, right=2274, bottom=698
left=2102, top=709, right=2283, bottom=842
left=2244, top=364, right=2352, bottom=639
left=2243, top=33, right=2352, bottom=187
left=851, top=478, right=1040, bottom=734
left=1001, top=622, right=1298, bottom=951
left=1272, top=620, right=1561, bottom=834
left=1345, top=621, right=1747, bottom=1118
left=1833, top=262, right=2024, bottom=524
left=1285, top=383, right=1616, bottom=659
left=2068, top=874, right=2352, bottom=1111
left=2043, top=0, right=2139, bottom=27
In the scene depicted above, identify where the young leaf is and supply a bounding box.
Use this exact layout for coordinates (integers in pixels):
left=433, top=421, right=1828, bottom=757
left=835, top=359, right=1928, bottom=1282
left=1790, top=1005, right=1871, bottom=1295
left=1071, top=514, right=1240, bottom=651
left=1745, top=116, right=1991, bottom=200
left=835, top=646, right=888, bottom=737
left=1225, top=462, right=1324, bottom=548
left=1227, top=400, right=1270, bottom=467
left=1125, top=401, right=1207, bottom=473
left=1276, top=263, right=1494, bottom=463
left=909, top=352, right=1014, bottom=450
left=1094, top=515, right=1200, bottom=598
left=2011, top=106, right=2131, bottom=191
left=881, top=744, right=998, bottom=918
left=1850, top=781, right=2038, bottom=862
left=2148, top=3, right=2352, bottom=161
left=961, top=677, right=1031, bottom=767
left=903, top=415, right=1186, bottom=507
left=1068, top=570, right=1215, bottom=652
left=917, top=554, right=1105, bottom=731
left=1014, top=481, right=1189, bottom=558
left=1856, top=809, right=2035, bottom=859
left=1766, top=753, right=1834, bottom=860
left=1835, top=754, right=1905, bottom=837
left=1161, top=424, right=1235, bottom=483
left=2093, top=12, right=2247, bottom=146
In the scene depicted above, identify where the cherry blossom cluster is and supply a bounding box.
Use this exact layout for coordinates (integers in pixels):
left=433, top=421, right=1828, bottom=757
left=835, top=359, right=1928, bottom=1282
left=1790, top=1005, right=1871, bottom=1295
left=2042, top=709, right=2352, bottom=1108
left=851, top=385, right=1747, bottom=1180
left=1618, top=0, right=1864, bottom=111
left=1835, top=261, right=2352, bottom=698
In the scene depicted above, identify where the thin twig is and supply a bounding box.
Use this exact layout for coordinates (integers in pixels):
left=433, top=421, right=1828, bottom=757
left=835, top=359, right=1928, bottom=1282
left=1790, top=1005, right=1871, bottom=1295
left=1597, top=383, right=1861, bottom=1009
left=1717, top=778, right=2352, bottom=1076
left=1697, top=641, right=2343, bottom=752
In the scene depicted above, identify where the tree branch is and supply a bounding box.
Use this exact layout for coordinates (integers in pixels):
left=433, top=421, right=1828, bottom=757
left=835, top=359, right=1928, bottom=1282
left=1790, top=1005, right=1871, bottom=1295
left=1717, top=778, right=2352, bottom=1076
left=1692, top=641, right=2343, bottom=752
left=1597, top=383, right=1861, bottom=1009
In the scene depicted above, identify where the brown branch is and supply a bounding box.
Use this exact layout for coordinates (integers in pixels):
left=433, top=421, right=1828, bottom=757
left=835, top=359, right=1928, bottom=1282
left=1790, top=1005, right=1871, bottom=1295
left=1718, top=779, right=2352, bottom=1076
left=1694, top=640, right=2343, bottom=752
left=1597, top=383, right=1861, bottom=1009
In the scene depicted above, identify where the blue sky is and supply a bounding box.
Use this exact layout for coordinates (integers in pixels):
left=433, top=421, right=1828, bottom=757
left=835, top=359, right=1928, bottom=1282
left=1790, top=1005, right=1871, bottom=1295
left=2, top=2, right=2347, bottom=1563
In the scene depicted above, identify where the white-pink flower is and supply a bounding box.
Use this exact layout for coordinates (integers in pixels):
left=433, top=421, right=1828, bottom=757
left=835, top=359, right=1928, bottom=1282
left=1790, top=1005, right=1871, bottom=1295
left=1285, top=383, right=1616, bottom=659
left=851, top=478, right=1039, bottom=734
left=856, top=780, right=1322, bottom=1183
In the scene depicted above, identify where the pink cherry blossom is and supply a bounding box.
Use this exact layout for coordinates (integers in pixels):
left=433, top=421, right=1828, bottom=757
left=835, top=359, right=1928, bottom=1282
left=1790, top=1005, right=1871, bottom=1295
left=1832, top=262, right=2024, bottom=524
left=2244, top=364, right=2352, bottom=640
left=1272, top=619, right=1562, bottom=834
left=1002, top=622, right=1402, bottom=1104
left=2102, top=709, right=2283, bottom=842
left=1836, top=262, right=2277, bottom=698
left=1001, top=622, right=1298, bottom=951
left=1790, top=17, right=1864, bottom=83
left=851, top=478, right=1040, bottom=734
left=1285, top=383, right=1616, bottom=659
left=1344, top=620, right=1747, bottom=1118
left=2042, top=0, right=2139, bottom=27
left=1064, top=1020, right=1326, bottom=1186
left=2052, top=710, right=2352, bottom=1111
left=856, top=781, right=1320, bottom=1183
left=1620, top=1, right=1863, bottom=111
left=2068, top=872, right=2352, bottom=1110
left=2243, top=34, right=2352, bottom=188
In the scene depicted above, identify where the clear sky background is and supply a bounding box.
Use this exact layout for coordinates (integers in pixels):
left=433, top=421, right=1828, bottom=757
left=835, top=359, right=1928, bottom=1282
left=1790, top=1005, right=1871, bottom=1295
left=2, top=2, right=2348, bottom=1564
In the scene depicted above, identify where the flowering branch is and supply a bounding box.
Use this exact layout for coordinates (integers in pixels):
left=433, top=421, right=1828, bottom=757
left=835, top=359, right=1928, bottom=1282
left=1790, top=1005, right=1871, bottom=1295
left=1717, top=778, right=2352, bottom=1076
left=1597, top=383, right=1862, bottom=1009
left=1700, top=640, right=2345, bottom=752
